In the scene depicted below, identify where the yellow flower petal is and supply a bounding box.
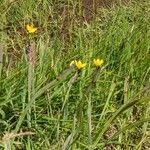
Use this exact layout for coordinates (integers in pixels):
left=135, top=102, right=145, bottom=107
left=26, top=24, right=37, bottom=33
left=75, top=60, right=86, bottom=70
left=70, top=60, right=86, bottom=70
left=93, top=59, right=104, bottom=67
left=70, top=60, right=75, bottom=66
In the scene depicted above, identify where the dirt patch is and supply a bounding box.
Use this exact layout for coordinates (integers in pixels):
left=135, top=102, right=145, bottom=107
left=82, top=0, right=112, bottom=22
left=60, top=0, right=130, bottom=44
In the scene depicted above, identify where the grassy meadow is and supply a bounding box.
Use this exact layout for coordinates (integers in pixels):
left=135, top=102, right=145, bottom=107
left=0, top=0, right=150, bottom=149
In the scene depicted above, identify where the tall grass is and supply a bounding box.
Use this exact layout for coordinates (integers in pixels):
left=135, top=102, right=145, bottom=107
left=0, top=0, right=150, bottom=149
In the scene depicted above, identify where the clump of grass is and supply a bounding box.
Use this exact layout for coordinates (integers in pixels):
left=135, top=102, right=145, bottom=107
left=0, top=0, right=150, bottom=149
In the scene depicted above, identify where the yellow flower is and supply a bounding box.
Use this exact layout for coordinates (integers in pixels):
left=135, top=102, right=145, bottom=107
left=75, top=60, right=86, bottom=70
left=93, top=59, right=104, bottom=67
left=26, top=24, right=37, bottom=33
left=70, top=60, right=86, bottom=70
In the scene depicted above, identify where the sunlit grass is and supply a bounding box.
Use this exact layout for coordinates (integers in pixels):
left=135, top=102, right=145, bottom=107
left=0, top=0, right=150, bottom=149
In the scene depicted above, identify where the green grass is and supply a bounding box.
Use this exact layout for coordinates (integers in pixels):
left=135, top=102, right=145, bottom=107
left=0, top=0, right=150, bottom=149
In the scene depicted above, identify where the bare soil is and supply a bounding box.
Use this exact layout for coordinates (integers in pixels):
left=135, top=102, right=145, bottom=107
left=60, top=0, right=130, bottom=44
